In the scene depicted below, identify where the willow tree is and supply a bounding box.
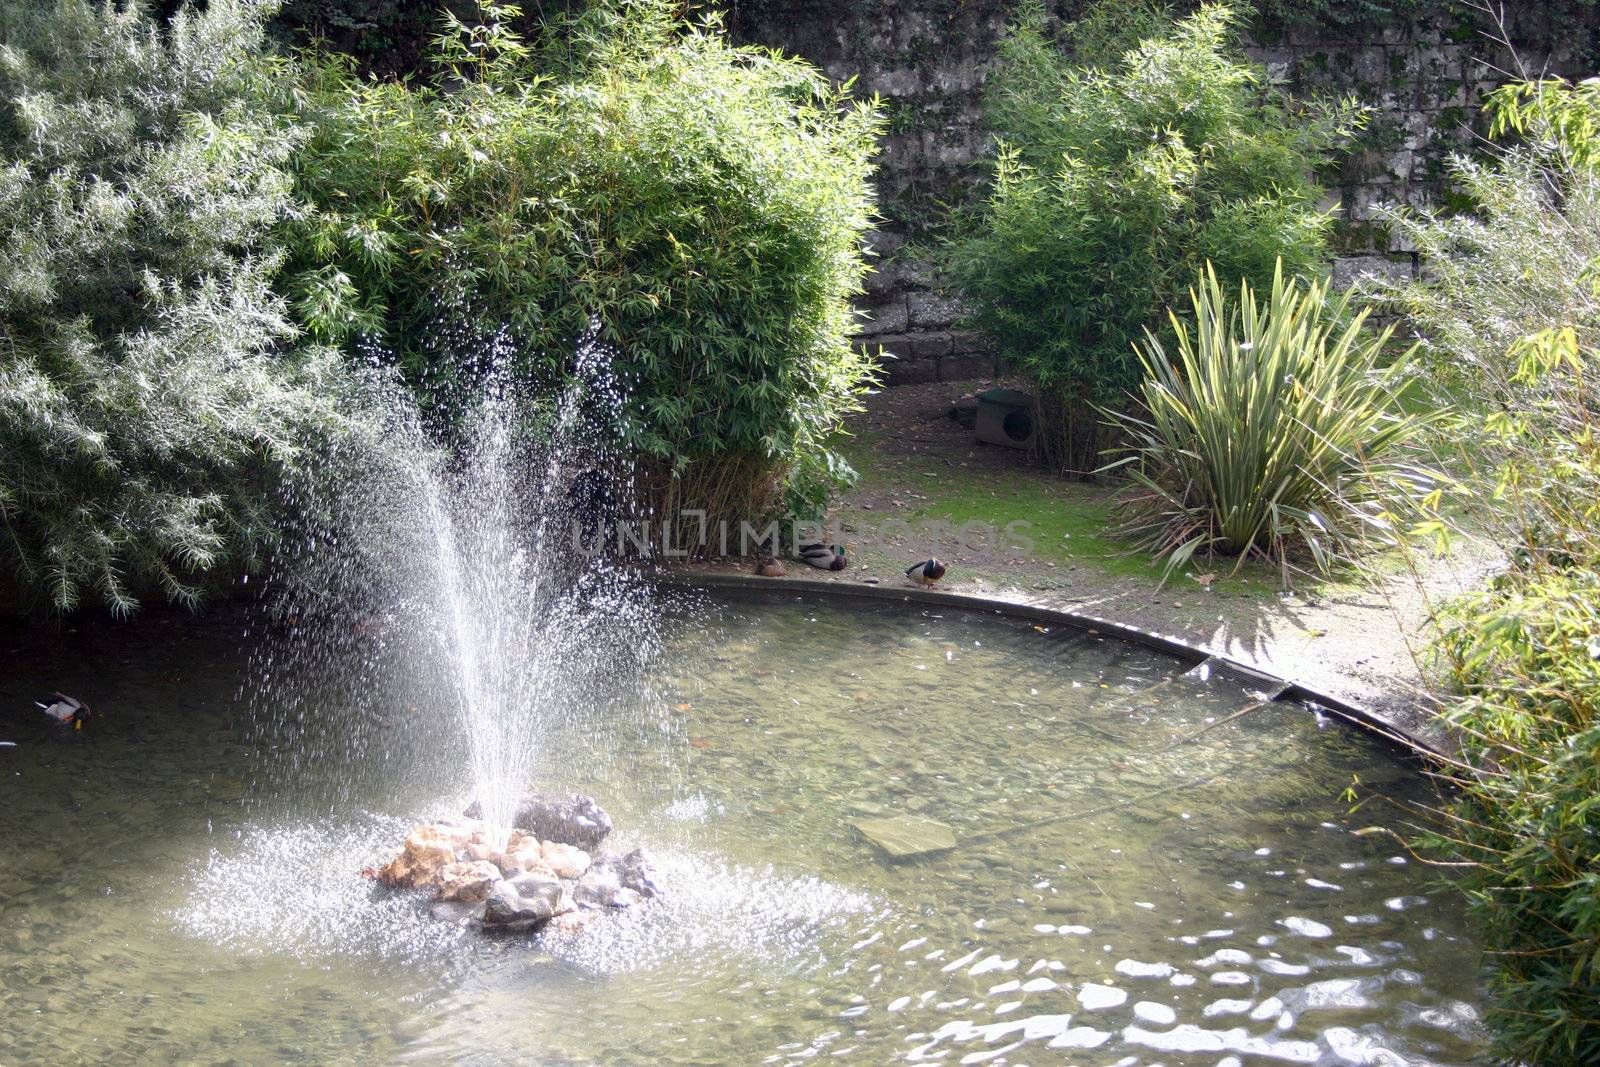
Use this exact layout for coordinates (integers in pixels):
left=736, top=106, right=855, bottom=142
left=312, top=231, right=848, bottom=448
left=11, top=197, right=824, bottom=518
left=0, top=0, right=355, bottom=613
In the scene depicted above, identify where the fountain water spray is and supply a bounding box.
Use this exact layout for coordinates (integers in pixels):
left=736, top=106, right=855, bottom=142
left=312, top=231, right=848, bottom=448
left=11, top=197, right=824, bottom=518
left=218, top=329, right=719, bottom=944
left=412, top=337, right=656, bottom=839
left=249, top=331, right=664, bottom=831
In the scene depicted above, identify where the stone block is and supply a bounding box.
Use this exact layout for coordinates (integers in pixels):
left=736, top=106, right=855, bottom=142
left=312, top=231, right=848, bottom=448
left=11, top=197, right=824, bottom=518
left=870, top=338, right=938, bottom=385
left=862, top=261, right=908, bottom=298
left=1345, top=184, right=1395, bottom=220
left=872, top=67, right=921, bottom=97
left=934, top=137, right=976, bottom=165
left=947, top=330, right=990, bottom=356
left=866, top=228, right=907, bottom=257
left=1331, top=254, right=1414, bottom=291
left=857, top=299, right=909, bottom=336
left=938, top=354, right=996, bottom=382
left=866, top=255, right=933, bottom=295
left=885, top=358, right=940, bottom=387
left=857, top=332, right=913, bottom=358
left=1351, top=48, right=1387, bottom=83
left=912, top=331, right=954, bottom=359
left=851, top=815, right=957, bottom=860
left=907, top=291, right=964, bottom=329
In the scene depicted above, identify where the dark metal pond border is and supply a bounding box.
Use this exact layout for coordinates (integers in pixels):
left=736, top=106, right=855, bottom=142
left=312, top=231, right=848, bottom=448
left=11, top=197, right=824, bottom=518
left=662, top=570, right=1447, bottom=763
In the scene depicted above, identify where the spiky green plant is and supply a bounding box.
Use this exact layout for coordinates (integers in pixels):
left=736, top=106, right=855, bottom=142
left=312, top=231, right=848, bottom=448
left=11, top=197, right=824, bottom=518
left=1104, top=261, right=1440, bottom=583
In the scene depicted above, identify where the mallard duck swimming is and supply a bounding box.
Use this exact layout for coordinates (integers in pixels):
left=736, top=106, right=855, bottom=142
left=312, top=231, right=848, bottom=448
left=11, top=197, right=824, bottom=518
left=798, top=542, right=847, bottom=571
left=35, top=692, right=91, bottom=730
left=906, top=558, right=947, bottom=586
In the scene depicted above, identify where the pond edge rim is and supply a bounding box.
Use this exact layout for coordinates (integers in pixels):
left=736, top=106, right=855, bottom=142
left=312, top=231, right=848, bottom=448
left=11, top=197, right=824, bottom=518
left=660, top=569, right=1448, bottom=763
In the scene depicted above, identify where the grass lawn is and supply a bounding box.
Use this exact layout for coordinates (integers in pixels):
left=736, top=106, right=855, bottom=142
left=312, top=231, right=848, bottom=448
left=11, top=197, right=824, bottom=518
left=832, top=427, right=1285, bottom=598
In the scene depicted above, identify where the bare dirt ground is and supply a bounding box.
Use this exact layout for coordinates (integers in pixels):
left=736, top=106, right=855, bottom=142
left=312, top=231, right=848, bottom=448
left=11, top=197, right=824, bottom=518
left=685, top=379, right=1499, bottom=751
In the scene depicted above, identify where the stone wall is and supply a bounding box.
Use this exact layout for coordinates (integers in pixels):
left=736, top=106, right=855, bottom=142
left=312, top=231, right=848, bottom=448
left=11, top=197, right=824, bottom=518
left=729, top=0, right=1009, bottom=384
left=727, top=1, right=1600, bottom=384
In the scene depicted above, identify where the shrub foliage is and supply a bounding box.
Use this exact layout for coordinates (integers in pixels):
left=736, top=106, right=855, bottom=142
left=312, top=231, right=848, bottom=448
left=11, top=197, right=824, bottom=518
left=947, top=1, right=1351, bottom=475
left=281, top=0, right=882, bottom=531
left=0, top=0, right=881, bottom=614
left=1376, top=105, right=1600, bottom=397
left=1393, top=79, right=1600, bottom=1065
left=1426, top=331, right=1600, bottom=1067
left=0, top=0, right=353, bottom=613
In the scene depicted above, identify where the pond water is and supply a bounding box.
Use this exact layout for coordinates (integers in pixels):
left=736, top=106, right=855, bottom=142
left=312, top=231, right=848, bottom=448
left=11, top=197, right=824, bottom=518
left=0, top=589, right=1484, bottom=1065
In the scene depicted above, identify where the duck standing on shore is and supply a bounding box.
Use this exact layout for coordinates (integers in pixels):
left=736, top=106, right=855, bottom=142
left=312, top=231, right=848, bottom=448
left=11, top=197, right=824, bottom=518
left=906, top=558, right=947, bottom=587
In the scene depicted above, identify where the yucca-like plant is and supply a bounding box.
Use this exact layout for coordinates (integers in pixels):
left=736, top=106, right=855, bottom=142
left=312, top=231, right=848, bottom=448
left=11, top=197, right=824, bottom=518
left=1104, top=261, right=1440, bottom=583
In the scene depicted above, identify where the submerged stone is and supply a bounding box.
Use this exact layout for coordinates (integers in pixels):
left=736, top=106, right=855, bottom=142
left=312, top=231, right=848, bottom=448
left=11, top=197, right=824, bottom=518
left=565, top=844, right=662, bottom=908
left=369, top=825, right=458, bottom=889
left=547, top=909, right=598, bottom=935
left=621, top=848, right=660, bottom=898
left=574, top=867, right=623, bottom=909
left=851, top=815, right=958, bottom=859
left=430, top=899, right=487, bottom=926
left=372, top=799, right=648, bottom=938
left=592, top=846, right=661, bottom=899
left=506, top=872, right=565, bottom=901
left=499, top=834, right=556, bottom=880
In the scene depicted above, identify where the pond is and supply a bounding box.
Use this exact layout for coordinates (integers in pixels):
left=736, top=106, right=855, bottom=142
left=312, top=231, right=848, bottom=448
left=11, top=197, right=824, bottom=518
left=0, top=588, right=1484, bottom=1065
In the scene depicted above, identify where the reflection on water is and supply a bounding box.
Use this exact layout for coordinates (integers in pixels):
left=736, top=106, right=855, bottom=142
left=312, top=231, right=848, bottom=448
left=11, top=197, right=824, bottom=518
left=0, top=592, right=1484, bottom=1064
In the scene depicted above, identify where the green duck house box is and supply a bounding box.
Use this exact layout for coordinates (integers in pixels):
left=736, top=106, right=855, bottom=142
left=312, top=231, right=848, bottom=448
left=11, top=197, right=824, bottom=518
left=974, top=387, right=1036, bottom=450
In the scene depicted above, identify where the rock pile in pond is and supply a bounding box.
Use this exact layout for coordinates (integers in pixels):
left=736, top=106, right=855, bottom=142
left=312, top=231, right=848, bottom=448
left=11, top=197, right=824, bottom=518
left=468, top=791, right=615, bottom=851
left=364, top=792, right=658, bottom=934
